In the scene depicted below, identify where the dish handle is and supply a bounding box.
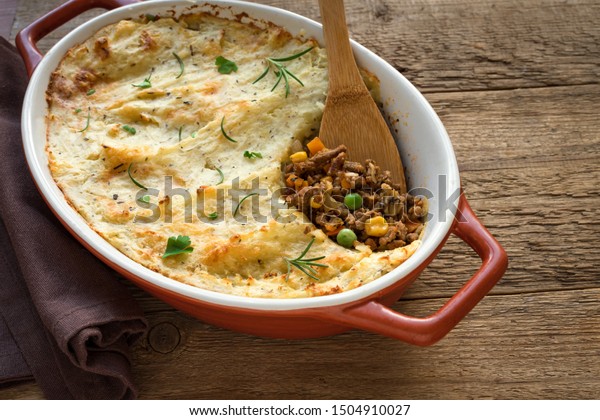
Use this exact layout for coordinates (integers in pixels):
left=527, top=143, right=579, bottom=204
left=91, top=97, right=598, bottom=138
left=16, top=0, right=139, bottom=77
left=324, top=194, right=508, bottom=346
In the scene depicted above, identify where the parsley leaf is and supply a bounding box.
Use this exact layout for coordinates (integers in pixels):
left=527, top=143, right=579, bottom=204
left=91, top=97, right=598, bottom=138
left=208, top=212, right=218, bottom=220
left=87, top=89, right=96, bottom=96
left=138, top=195, right=150, bottom=204
left=132, top=69, right=153, bottom=89
left=123, top=125, right=136, bottom=135
left=243, top=151, right=263, bottom=159
left=162, top=235, right=194, bottom=258
left=215, top=56, right=238, bottom=74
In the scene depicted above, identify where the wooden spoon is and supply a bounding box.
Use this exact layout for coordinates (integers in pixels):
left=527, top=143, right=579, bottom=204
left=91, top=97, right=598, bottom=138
left=318, top=0, right=407, bottom=193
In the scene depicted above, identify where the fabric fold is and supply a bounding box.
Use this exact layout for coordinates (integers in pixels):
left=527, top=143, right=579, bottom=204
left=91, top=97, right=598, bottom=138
left=0, top=37, right=147, bottom=399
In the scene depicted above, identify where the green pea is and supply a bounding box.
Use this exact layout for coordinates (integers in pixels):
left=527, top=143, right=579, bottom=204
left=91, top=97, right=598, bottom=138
left=336, top=228, right=357, bottom=248
left=344, top=193, right=363, bottom=210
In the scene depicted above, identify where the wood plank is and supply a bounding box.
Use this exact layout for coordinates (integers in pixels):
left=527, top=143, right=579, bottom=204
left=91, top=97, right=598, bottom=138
left=9, top=0, right=600, bottom=92
left=3, top=287, right=599, bottom=399
left=406, top=161, right=600, bottom=299
left=347, top=0, right=600, bottom=92
left=425, top=84, right=600, bottom=171
left=128, top=287, right=600, bottom=400
left=0, top=0, right=17, bottom=39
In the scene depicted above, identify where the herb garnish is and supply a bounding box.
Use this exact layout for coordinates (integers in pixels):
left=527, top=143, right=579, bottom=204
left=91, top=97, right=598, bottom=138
left=253, top=46, right=314, bottom=97
left=215, top=167, right=225, bottom=185
left=122, top=125, right=136, bottom=135
left=243, top=151, right=263, bottom=159
left=220, top=117, right=237, bottom=143
left=127, top=163, right=147, bottom=190
left=162, top=235, right=194, bottom=258
left=145, top=14, right=157, bottom=22
left=173, top=52, right=184, bottom=79
left=87, top=89, right=96, bottom=96
left=208, top=212, right=218, bottom=220
left=75, top=108, right=82, bottom=114
left=132, top=69, right=153, bottom=89
left=284, top=237, right=328, bottom=281
left=138, top=195, right=150, bottom=204
left=78, top=110, right=90, bottom=133
left=233, top=192, right=258, bottom=217
left=178, top=126, right=183, bottom=142
left=215, top=56, right=238, bottom=74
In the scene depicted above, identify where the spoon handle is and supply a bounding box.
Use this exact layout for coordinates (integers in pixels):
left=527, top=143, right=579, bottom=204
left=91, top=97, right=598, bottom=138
left=319, top=0, right=364, bottom=92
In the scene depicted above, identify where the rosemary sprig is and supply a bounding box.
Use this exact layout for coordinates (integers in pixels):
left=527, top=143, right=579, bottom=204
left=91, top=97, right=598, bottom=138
left=215, top=167, right=225, bottom=185
left=233, top=192, right=258, bottom=217
left=127, top=163, right=148, bottom=190
left=253, top=46, right=314, bottom=97
left=78, top=110, right=90, bottom=133
left=284, top=237, right=328, bottom=281
left=173, top=52, right=184, bottom=79
left=220, top=116, right=238, bottom=143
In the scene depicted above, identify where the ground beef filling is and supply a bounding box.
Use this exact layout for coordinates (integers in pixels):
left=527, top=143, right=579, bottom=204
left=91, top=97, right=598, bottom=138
left=283, top=144, right=426, bottom=251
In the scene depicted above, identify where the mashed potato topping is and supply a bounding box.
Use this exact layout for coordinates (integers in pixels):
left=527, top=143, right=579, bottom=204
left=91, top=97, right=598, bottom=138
left=46, top=13, right=420, bottom=298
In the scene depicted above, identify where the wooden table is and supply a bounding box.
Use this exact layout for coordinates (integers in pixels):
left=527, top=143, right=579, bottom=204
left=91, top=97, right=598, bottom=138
left=2, top=0, right=599, bottom=399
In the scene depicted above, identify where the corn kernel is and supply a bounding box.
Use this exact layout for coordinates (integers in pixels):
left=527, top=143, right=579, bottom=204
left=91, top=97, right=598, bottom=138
left=294, top=177, right=305, bottom=189
left=290, top=151, right=308, bottom=163
left=365, top=216, right=389, bottom=237
left=310, top=196, right=323, bottom=209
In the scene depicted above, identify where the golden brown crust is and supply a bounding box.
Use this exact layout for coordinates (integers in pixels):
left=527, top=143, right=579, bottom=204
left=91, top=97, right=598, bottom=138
left=45, top=13, right=420, bottom=298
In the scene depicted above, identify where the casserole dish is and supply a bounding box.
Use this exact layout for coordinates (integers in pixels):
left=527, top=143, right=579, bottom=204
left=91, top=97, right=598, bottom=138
left=17, top=0, right=508, bottom=345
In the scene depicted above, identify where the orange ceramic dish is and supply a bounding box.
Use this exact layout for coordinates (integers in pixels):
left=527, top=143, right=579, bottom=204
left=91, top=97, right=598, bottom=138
left=17, top=0, right=507, bottom=345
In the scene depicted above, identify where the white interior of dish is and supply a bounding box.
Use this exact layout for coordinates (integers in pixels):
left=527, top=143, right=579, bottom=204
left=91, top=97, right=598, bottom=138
left=22, top=0, right=460, bottom=311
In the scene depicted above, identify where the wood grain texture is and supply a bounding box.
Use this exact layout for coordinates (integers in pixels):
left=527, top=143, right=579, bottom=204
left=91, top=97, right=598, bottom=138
left=2, top=287, right=599, bottom=399
left=0, top=0, right=17, bottom=39
left=2, top=0, right=600, bottom=401
left=9, top=0, right=600, bottom=92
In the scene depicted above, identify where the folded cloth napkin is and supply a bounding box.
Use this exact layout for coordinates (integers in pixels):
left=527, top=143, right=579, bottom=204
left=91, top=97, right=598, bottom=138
left=0, top=38, right=148, bottom=399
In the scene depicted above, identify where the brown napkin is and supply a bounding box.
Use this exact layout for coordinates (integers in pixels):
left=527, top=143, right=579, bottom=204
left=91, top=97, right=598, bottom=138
left=0, top=38, right=147, bottom=399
